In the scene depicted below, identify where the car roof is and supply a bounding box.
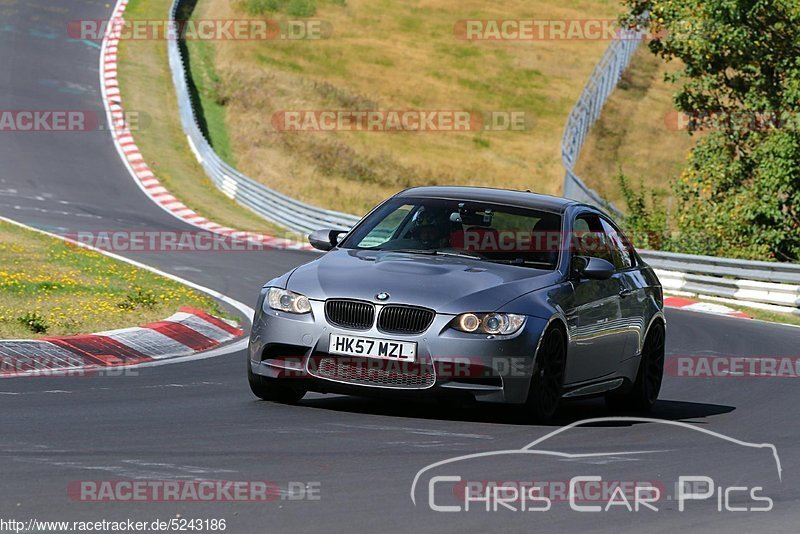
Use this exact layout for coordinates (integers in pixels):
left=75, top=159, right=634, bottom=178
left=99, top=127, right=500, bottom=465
left=395, top=186, right=583, bottom=213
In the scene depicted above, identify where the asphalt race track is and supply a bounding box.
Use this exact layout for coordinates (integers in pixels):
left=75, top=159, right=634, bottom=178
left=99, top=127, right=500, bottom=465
left=1, top=2, right=799, bottom=532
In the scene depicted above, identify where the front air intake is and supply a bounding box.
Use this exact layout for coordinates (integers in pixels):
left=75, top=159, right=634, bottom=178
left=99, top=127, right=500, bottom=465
left=324, top=299, right=375, bottom=330
left=377, top=305, right=435, bottom=334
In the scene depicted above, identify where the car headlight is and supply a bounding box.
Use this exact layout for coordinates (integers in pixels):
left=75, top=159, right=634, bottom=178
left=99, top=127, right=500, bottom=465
left=452, top=313, right=525, bottom=335
left=265, top=287, right=312, bottom=314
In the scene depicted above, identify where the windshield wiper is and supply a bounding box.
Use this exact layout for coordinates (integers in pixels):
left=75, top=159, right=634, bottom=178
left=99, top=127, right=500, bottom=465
left=379, top=249, right=484, bottom=259
left=431, top=250, right=484, bottom=260
left=376, top=248, right=546, bottom=265
left=483, top=258, right=552, bottom=267
left=374, top=249, right=490, bottom=261
left=380, top=248, right=437, bottom=255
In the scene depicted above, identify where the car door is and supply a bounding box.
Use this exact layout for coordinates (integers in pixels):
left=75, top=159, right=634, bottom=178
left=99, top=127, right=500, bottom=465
left=562, top=212, right=629, bottom=384
left=599, top=217, right=648, bottom=361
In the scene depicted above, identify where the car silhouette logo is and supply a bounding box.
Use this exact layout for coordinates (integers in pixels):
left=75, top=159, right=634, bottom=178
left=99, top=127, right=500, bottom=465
left=376, top=292, right=390, bottom=301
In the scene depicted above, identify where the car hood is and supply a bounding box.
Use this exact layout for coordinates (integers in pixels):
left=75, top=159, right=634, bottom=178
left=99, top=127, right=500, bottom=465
left=285, top=249, right=561, bottom=314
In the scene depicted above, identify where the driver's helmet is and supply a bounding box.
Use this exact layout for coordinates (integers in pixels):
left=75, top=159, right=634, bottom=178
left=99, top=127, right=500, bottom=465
left=411, top=208, right=447, bottom=247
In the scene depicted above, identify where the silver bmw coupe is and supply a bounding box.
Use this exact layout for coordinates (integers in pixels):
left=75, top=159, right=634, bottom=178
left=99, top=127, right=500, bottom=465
left=248, top=187, right=665, bottom=422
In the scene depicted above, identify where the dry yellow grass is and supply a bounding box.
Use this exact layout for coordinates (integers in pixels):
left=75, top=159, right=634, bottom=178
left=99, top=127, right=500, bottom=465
left=198, top=0, right=627, bottom=215
left=574, top=46, right=698, bottom=209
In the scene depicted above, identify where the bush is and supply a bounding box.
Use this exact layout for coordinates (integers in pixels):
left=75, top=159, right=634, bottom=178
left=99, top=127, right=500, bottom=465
left=616, top=173, right=668, bottom=250
left=671, top=130, right=800, bottom=261
left=118, top=287, right=158, bottom=310
left=17, top=312, right=48, bottom=334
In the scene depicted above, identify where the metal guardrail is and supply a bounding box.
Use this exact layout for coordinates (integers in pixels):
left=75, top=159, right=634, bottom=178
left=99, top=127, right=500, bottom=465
left=641, top=252, right=800, bottom=315
left=167, top=0, right=360, bottom=234
left=639, top=251, right=800, bottom=285
left=560, top=32, right=646, bottom=218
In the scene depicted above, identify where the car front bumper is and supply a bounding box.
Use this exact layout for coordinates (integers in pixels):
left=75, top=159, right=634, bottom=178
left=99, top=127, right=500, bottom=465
left=248, top=297, right=550, bottom=404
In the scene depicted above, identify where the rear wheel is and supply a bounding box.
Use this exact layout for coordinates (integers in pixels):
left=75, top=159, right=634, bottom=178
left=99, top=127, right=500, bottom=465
left=525, top=326, right=566, bottom=423
left=247, top=358, right=306, bottom=404
left=606, top=321, right=665, bottom=413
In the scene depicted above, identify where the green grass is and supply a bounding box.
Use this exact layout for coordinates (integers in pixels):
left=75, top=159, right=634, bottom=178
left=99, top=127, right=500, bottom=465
left=0, top=221, right=227, bottom=338
left=705, top=300, right=800, bottom=328
left=668, top=293, right=800, bottom=327
left=184, top=37, right=236, bottom=165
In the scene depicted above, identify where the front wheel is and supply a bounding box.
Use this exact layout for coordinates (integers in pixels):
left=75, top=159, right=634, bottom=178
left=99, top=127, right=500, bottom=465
left=606, top=321, right=665, bottom=413
left=525, top=326, right=566, bottom=424
left=247, top=358, right=306, bottom=404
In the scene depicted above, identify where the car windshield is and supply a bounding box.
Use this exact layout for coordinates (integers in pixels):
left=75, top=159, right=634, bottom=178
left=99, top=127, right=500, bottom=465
left=340, top=197, right=562, bottom=269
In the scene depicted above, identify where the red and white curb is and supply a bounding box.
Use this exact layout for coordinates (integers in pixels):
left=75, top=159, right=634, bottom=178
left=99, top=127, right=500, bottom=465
left=664, top=296, right=751, bottom=319
left=0, top=306, right=244, bottom=377
left=99, top=0, right=312, bottom=252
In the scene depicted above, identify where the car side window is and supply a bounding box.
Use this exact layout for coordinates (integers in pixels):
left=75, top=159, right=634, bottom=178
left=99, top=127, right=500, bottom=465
left=573, top=214, right=615, bottom=265
left=600, top=218, right=634, bottom=269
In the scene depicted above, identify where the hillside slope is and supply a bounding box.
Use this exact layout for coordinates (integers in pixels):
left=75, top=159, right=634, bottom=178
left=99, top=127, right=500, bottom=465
left=574, top=46, right=696, bottom=212
left=189, top=0, right=630, bottom=214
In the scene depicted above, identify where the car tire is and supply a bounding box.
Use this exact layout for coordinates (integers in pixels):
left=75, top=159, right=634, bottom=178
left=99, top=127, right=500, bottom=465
left=525, top=325, right=567, bottom=424
left=606, top=321, right=665, bottom=413
left=247, top=358, right=306, bottom=404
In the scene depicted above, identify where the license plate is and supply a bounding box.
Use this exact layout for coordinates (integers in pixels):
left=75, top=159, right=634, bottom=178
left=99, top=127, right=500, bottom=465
left=328, top=334, right=417, bottom=362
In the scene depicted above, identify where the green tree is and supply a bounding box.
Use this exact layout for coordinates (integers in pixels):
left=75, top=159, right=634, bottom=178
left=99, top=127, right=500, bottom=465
left=621, top=0, right=800, bottom=261
left=616, top=173, right=668, bottom=251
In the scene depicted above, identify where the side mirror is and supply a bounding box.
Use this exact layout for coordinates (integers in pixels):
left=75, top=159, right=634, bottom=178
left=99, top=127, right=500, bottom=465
left=571, top=256, right=615, bottom=280
left=308, top=229, right=345, bottom=251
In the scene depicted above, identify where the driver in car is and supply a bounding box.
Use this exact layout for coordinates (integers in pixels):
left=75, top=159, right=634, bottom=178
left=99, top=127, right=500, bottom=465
left=411, top=209, right=451, bottom=249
